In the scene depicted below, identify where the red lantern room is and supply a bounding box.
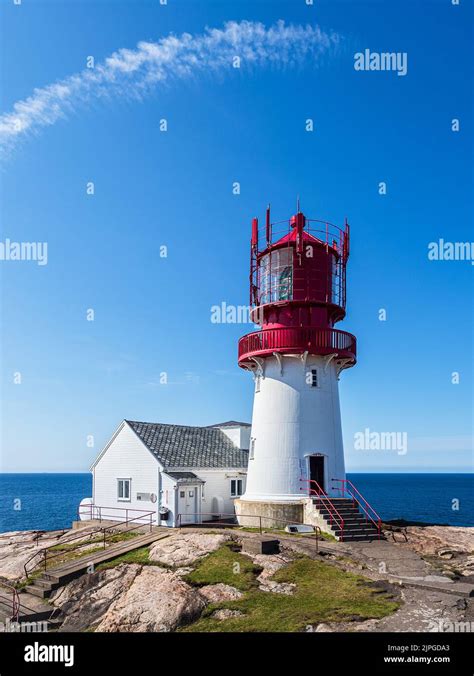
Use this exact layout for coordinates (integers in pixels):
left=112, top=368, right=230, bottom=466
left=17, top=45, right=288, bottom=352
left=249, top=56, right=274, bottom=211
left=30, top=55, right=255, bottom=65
left=238, top=206, right=356, bottom=370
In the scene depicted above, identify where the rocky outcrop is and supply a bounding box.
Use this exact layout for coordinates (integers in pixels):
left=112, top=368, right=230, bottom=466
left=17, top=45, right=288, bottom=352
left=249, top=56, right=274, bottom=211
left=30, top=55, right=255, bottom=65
left=199, top=584, right=243, bottom=603
left=51, top=563, right=142, bottom=631
left=240, top=548, right=296, bottom=595
left=148, top=532, right=231, bottom=567
left=211, top=609, right=244, bottom=620
left=389, top=526, right=474, bottom=577
left=0, top=528, right=95, bottom=581
left=96, top=566, right=206, bottom=632
left=52, top=563, right=206, bottom=632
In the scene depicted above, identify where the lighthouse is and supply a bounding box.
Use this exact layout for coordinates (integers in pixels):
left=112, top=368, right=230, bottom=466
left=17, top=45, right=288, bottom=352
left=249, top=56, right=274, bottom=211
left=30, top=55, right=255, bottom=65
left=235, top=205, right=357, bottom=527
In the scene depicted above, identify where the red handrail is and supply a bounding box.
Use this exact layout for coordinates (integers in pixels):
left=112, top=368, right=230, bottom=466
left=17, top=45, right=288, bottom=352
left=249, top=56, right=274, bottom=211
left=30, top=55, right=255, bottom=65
left=332, top=478, right=382, bottom=539
left=300, top=478, right=345, bottom=541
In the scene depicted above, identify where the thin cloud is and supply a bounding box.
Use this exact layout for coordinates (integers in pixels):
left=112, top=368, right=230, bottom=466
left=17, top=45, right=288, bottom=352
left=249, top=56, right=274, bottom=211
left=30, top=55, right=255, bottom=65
left=0, top=20, right=340, bottom=158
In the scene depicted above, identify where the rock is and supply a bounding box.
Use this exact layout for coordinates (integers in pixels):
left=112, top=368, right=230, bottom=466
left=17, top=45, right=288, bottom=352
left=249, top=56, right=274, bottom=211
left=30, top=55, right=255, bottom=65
left=400, top=527, right=474, bottom=558
left=457, top=556, right=474, bottom=576
left=96, top=566, right=206, bottom=632
left=245, top=553, right=293, bottom=581
left=0, top=527, right=97, bottom=582
left=259, top=580, right=295, bottom=595
left=51, top=563, right=142, bottom=632
left=238, top=549, right=296, bottom=594
left=199, top=584, right=243, bottom=603
left=149, top=533, right=230, bottom=567
left=437, top=549, right=456, bottom=560
left=315, top=623, right=334, bottom=632
left=174, top=567, right=194, bottom=577
left=211, top=609, right=244, bottom=620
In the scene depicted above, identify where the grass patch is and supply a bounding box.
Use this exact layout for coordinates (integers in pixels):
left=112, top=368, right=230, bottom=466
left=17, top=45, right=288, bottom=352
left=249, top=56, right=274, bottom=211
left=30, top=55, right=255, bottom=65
left=184, top=543, right=262, bottom=591
left=181, top=547, right=399, bottom=632
left=96, top=546, right=159, bottom=570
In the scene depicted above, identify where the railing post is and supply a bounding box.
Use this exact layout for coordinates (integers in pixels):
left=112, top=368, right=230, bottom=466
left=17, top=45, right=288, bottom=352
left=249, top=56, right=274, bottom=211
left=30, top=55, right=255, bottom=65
left=259, top=516, right=262, bottom=534
left=43, top=550, right=47, bottom=571
left=103, top=530, right=106, bottom=549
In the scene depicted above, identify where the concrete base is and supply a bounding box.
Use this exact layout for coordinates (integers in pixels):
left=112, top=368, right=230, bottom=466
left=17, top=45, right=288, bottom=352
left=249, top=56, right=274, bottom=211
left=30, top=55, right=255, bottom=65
left=241, top=538, right=280, bottom=555
left=235, top=499, right=304, bottom=529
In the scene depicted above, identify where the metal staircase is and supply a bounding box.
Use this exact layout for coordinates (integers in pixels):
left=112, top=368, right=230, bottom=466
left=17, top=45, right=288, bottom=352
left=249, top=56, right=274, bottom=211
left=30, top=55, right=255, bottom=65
left=301, top=478, right=384, bottom=542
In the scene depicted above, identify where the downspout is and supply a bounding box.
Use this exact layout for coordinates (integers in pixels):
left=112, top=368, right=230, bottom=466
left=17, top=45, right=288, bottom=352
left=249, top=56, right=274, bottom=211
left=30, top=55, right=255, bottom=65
left=157, top=464, right=162, bottom=527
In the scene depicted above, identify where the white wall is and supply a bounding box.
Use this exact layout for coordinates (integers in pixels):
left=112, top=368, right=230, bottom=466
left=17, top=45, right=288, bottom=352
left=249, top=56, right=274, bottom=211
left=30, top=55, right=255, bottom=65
left=242, top=354, right=346, bottom=502
left=160, top=472, right=178, bottom=527
left=216, top=425, right=251, bottom=450
left=93, top=422, right=159, bottom=524
left=165, top=468, right=247, bottom=520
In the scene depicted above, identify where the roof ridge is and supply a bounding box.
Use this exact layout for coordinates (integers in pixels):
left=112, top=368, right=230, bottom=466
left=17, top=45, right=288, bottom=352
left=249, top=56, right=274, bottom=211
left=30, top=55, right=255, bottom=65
left=126, top=420, right=218, bottom=431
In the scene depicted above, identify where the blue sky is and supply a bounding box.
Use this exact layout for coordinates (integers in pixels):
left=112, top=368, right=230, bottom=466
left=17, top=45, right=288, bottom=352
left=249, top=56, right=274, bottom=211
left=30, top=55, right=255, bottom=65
left=0, top=0, right=472, bottom=473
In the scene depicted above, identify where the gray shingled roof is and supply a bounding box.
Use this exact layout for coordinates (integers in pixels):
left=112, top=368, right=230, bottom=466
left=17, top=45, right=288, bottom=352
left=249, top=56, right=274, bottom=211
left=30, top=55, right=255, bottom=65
left=126, top=420, right=249, bottom=469
left=165, top=472, right=204, bottom=483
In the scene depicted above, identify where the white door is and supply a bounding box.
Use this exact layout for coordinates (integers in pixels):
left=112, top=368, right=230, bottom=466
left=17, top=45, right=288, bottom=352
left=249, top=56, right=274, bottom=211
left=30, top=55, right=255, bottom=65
left=178, top=486, right=198, bottom=525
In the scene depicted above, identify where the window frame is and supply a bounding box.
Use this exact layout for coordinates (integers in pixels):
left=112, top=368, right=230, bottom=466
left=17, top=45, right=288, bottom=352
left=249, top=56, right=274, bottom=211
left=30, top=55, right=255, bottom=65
left=117, top=478, right=132, bottom=502
left=230, top=478, right=244, bottom=497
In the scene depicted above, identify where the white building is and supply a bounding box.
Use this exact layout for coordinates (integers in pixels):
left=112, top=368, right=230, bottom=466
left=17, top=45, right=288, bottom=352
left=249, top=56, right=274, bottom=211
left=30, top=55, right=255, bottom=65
left=80, top=420, right=249, bottom=527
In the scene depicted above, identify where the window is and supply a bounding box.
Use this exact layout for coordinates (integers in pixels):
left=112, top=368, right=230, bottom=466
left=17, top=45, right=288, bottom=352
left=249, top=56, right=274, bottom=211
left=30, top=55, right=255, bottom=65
left=179, top=491, right=185, bottom=498
left=250, top=438, right=256, bottom=460
left=230, top=479, right=243, bottom=497
left=117, top=478, right=131, bottom=501
left=188, top=490, right=194, bottom=498
left=307, top=368, right=318, bottom=387
left=259, top=248, right=293, bottom=304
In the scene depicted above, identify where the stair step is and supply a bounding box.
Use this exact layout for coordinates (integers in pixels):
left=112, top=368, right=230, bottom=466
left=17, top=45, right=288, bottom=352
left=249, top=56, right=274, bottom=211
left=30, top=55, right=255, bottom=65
left=24, top=585, right=51, bottom=599
left=317, top=509, right=365, bottom=516
left=334, top=527, right=379, bottom=535
left=341, top=534, right=381, bottom=542
left=32, top=579, right=56, bottom=590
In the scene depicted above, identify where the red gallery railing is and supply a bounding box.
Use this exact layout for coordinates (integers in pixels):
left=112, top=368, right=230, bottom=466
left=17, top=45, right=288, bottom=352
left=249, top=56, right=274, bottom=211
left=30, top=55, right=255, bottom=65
left=300, top=478, right=346, bottom=541
left=238, top=326, right=356, bottom=365
left=331, top=478, right=382, bottom=539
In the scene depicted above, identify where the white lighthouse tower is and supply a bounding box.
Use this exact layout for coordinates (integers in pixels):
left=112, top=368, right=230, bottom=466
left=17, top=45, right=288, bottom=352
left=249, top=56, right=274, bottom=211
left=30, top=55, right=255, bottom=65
left=235, top=206, right=358, bottom=529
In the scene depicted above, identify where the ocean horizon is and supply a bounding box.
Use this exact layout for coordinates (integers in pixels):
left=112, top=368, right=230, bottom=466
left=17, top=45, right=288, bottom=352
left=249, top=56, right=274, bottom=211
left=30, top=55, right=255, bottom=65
left=0, top=472, right=472, bottom=533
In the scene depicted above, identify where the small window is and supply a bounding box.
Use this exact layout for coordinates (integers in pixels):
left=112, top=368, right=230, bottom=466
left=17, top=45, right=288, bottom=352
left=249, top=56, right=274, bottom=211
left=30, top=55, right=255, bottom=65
left=179, top=491, right=185, bottom=498
left=188, top=490, right=194, bottom=498
left=307, top=368, right=318, bottom=387
left=230, top=479, right=243, bottom=497
left=117, top=478, right=131, bottom=502
left=250, top=438, right=256, bottom=460
left=255, top=375, right=261, bottom=393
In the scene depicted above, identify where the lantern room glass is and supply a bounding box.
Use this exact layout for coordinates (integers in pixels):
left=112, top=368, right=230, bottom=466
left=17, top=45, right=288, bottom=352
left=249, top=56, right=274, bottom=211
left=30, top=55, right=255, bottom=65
left=259, top=248, right=293, bottom=304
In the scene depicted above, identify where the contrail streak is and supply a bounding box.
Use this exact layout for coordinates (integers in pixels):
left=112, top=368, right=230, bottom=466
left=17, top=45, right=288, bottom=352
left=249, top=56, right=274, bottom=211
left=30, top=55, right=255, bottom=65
left=0, top=20, right=340, bottom=158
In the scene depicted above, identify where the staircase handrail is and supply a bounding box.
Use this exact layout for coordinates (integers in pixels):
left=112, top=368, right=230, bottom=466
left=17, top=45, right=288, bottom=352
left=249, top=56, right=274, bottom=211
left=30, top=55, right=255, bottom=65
left=300, top=478, right=346, bottom=540
left=332, top=478, right=382, bottom=539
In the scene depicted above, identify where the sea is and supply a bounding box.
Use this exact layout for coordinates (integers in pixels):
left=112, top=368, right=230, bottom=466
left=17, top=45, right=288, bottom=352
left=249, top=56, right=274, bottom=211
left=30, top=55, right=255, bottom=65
left=0, top=472, right=472, bottom=533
